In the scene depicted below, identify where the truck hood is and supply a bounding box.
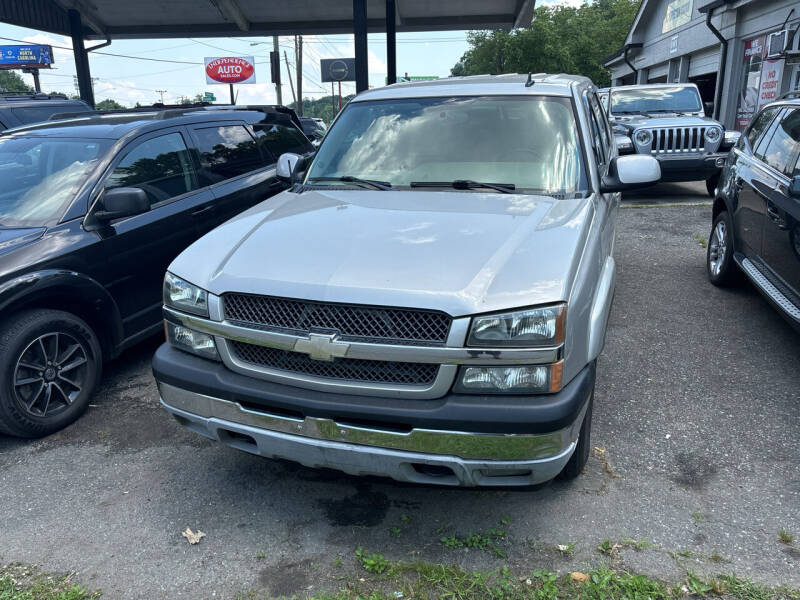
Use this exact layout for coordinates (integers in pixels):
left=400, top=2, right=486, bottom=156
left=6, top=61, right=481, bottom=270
left=170, top=189, right=592, bottom=317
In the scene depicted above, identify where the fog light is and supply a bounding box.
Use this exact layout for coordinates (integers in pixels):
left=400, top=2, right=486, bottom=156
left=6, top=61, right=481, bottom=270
left=166, top=321, right=219, bottom=360
left=455, top=361, right=563, bottom=394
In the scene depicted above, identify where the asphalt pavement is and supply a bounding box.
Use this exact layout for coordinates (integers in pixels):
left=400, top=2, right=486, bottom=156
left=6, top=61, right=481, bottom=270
left=0, top=182, right=798, bottom=599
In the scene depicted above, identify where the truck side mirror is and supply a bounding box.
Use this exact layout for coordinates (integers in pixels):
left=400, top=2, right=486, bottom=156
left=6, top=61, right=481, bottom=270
left=601, top=155, right=661, bottom=193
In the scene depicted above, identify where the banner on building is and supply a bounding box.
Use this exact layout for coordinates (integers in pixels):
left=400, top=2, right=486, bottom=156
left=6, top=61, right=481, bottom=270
left=757, top=59, right=784, bottom=110
left=662, top=0, right=692, bottom=34
left=736, top=36, right=766, bottom=130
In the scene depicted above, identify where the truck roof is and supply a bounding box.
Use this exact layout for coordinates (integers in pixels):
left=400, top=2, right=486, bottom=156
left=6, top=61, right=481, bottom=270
left=354, top=73, right=594, bottom=102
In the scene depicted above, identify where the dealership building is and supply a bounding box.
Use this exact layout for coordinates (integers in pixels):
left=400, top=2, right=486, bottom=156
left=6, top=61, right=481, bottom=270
left=605, top=0, right=800, bottom=131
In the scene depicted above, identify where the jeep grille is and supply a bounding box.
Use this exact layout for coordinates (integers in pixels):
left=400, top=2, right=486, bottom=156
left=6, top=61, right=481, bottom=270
left=648, top=126, right=709, bottom=154
left=229, top=340, right=439, bottom=385
left=223, top=294, right=451, bottom=345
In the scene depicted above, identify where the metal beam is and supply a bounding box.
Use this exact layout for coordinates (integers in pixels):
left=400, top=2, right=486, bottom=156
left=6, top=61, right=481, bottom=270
left=386, top=0, right=397, bottom=85
left=52, top=0, right=106, bottom=35
left=68, top=8, right=94, bottom=107
left=215, top=0, right=250, bottom=32
left=354, top=0, right=368, bottom=93
left=513, top=0, right=535, bottom=29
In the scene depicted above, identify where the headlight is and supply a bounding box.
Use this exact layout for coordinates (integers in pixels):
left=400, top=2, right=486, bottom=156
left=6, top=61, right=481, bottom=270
left=634, top=129, right=653, bottom=146
left=615, top=134, right=633, bottom=152
left=705, top=127, right=721, bottom=143
left=165, top=321, right=219, bottom=360
left=467, top=304, right=565, bottom=347
left=454, top=361, right=564, bottom=394
left=164, top=272, right=208, bottom=316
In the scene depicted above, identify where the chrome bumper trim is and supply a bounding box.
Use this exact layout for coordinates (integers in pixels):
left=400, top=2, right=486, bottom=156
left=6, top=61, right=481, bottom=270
left=158, top=382, right=580, bottom=462
left=164, top=308, right=561, bottom=366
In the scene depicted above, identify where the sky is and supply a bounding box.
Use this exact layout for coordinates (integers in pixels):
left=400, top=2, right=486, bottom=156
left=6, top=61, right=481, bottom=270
left=0, top=0, right=582, bottom=107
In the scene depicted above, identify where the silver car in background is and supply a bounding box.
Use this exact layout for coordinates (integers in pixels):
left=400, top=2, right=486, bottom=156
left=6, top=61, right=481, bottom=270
left=152, top=74, right=660, bottom=487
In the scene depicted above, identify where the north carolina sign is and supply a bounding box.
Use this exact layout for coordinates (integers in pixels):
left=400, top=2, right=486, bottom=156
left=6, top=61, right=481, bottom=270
left=204, top=56, right=256, bottom=85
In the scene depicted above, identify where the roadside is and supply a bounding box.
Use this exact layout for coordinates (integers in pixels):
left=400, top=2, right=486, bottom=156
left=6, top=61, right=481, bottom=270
left=0, top=203, right=798, bottom=599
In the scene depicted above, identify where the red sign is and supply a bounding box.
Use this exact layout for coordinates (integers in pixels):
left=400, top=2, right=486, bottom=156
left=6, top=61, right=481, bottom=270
left=204, top=56, right=255, bottom=84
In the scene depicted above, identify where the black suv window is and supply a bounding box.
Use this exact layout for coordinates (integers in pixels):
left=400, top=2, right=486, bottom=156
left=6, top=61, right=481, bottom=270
left=746, top=107, right=779, bottom=149
left=757, top=108, right=800, bottom=175
left=193, top=125, right=264, bottom=183
left=253, top=123, right=311, bottom=160
left=11, top=105, right=81, bottom=125
left=105, top=132, right=197, bottom=207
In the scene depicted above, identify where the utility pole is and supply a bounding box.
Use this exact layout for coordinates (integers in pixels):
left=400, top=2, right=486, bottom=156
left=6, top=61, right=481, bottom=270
left=272, top=36, right=282, bottom=105
left=295, top=35, right=303, bottom=116
left=156, top=89, right=167, bottom=104
left=283, top=51, right=297, bottom=106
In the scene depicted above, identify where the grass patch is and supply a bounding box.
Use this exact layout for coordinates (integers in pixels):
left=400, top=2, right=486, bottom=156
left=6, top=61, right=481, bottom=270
left=311, top=557, right=800, bottom=600
left=779, top=529, right=795, bottom=545
left=693, top=233, right=708, bottom=248
left=0, top=565, right=100, bottom=600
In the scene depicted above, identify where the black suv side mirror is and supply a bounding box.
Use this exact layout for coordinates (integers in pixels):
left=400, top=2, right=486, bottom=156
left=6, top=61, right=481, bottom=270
left=790, top=176, right=800, bottom=198
left=94, top=187, right=149, bottom=221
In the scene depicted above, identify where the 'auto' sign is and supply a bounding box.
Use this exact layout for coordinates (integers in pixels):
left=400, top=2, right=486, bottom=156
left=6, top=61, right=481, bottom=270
left=205, top=56, right=256, bottom=85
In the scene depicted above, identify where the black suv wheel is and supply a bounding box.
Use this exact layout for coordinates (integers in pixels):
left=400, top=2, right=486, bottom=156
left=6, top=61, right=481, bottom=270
left=707, top=211, right=742, bottom=287
left=0, top=310, right=102, bottom=438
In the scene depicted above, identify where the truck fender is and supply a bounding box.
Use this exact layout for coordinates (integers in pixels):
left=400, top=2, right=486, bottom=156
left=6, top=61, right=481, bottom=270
left=587, top=256, right=616, bottom=362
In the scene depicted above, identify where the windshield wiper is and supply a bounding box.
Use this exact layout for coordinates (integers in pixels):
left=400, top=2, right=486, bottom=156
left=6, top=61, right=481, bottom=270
left=410, top=180, right=515, bottom=194
left=307, top=176, right=392, bottom=190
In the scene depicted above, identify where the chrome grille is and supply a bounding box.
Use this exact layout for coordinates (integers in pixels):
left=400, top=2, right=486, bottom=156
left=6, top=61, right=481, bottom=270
left=229, top=340, right=439, bottom=385
left=650, top=127, right=707, bottom=154
left=223, top=294, right=451, bottom=345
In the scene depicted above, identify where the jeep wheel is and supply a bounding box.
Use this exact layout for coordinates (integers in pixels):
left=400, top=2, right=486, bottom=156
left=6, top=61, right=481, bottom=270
left=707, top=211, right=741, bottom=287
left=557, top=391, right=593, bottom=480
left=705, top=174, right=720, bottom=198
left=0, top=310, right=102, bottom=438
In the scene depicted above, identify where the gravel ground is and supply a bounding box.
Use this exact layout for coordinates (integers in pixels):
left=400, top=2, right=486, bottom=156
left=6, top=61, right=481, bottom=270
left=0, top=182, right=798, bottom=599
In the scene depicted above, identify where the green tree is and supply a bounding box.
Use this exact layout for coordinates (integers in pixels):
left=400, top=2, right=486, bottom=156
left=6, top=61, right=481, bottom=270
left=179, top=93, right=206, bottom=105
left=451, top=0, right=640, bottom=87
left=289, top=94, right=354, bottom=125
left=96, top=98, right=125, bottom=110
left=0, top=70, right=33, bottom=93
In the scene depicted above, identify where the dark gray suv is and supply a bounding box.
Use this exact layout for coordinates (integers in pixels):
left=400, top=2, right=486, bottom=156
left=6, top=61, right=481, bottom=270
left=0, top=93, right=91, bottom=131
left=708, top=95, right=800, bottom=330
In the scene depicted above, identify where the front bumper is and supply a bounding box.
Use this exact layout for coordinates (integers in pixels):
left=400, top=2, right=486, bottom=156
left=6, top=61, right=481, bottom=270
left=655, top=152, right=728, bottom=182
left=153, top=344, right=595, bottom=486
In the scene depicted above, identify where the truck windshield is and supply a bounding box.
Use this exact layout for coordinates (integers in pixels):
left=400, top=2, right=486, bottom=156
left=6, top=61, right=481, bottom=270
left=306, top=95, right=587, bottom=195
left=0, top=136, right=109, bottom=227
left=610, top=87, right=702, bottom=114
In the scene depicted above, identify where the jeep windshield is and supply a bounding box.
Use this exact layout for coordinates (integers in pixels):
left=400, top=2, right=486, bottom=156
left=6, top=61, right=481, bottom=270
left=610, top=87, right=702, bottom=116
left=0, top=136, right=109, bottom=227
left=305, top=96, right=588, bottom=195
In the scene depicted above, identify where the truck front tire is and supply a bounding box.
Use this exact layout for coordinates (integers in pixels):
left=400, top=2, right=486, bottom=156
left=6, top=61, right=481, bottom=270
left=557, top=392, right=593, bottom=480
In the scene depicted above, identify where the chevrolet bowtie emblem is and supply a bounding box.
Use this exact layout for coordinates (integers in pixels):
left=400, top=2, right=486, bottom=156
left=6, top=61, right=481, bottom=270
left=293, top=332, right=350, bottom=362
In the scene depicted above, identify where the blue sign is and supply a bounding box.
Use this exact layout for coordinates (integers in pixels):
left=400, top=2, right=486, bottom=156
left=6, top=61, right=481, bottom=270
left=0, top=45, right=54, bottom=70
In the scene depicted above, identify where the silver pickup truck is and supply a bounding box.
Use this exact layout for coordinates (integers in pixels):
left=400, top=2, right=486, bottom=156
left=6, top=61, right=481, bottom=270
left=152, top=74, right=660, bottom=487
left=609, top=84, right=739, bottom=196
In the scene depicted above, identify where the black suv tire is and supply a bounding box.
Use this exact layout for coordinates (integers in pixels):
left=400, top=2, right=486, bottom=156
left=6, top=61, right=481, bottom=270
left=557, top=392, right=593, bottom=480
left=0, top=310, right=102, bottom=438
left=706, top=174, right=720, bottom=198
left=707, top=211, right=742, bottom=287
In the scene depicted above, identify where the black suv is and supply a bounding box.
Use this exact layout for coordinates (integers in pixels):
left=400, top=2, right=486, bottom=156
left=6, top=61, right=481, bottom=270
left=0, top=105, right=313, bottom=437
left=708, top=97, right=800, bottom=330
left=0, top=93, right=91, bottom=132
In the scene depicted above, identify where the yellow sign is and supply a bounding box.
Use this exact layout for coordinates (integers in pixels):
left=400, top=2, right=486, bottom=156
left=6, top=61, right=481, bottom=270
left=662, top=0, right=692, bottom=34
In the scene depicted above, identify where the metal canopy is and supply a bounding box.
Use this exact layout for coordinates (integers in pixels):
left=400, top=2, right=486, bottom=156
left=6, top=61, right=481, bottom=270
left=0, top=0, right=536, bottom=39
